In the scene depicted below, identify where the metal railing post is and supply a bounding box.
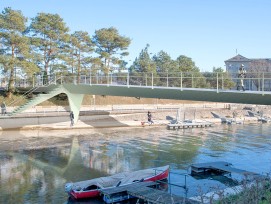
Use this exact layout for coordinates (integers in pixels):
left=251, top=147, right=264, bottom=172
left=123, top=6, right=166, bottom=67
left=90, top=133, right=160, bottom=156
left=216, top=72, right=219, bottom=93
left=145, top=74, right=147, bottom=86
left=222, top=73, right=224, bottom=90
left=191, top=73, right=194, bottom=88
left=107, top=73, right=109, bottom=87
left=181, top=72, right=183, bottom=91
left=167, top=71, right=168, bottom=87
left=152, top=72, right=154, bottom=89
left=96, top=72, right=98, bottom=84
left=89, top=71, right=92, bottom=85
left=262, top=72, right=265, bottom=94
left=127, top=72, right=130, bottom=88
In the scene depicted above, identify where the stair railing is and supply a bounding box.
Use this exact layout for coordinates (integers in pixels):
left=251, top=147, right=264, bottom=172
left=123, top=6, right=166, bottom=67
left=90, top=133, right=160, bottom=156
left=7, top=76, right=63, bottom=115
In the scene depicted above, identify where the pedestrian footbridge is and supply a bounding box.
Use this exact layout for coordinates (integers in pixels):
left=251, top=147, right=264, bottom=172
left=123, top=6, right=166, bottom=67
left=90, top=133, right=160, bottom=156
left=8, top=83, right=271, bottom=123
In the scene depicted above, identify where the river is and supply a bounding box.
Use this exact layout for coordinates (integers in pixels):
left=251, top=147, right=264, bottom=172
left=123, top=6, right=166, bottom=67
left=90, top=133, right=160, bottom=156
left=0, top=123, right=270, bottom=203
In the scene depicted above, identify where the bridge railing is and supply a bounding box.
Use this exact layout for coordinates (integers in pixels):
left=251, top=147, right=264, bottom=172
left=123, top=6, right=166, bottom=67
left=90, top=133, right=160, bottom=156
left=2, top=71, right=271, bottom=92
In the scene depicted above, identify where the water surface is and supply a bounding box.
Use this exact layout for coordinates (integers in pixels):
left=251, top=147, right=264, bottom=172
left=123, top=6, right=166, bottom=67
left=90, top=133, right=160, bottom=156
left=0, top=123, right=270, bottom=203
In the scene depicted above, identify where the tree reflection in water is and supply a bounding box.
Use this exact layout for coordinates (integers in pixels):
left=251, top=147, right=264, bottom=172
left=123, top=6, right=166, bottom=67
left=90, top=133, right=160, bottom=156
left=0, top=124, right=270, bottom=203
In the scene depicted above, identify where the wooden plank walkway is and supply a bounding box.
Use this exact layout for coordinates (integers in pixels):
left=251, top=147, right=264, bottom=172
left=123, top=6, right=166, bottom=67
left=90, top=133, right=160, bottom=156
left=167, top=121, right=213, bottom=130
left=101, top=181, right=199, bottom=204
left=128, top=186, right=200, bottom=204
left=101, top=181, right=157, bottom=195
left=191, top=161, right=259, bottom=176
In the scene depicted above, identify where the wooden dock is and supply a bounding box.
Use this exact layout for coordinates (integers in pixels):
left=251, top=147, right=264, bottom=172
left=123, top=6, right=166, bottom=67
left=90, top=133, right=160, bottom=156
left=190, top=161, right=259, bottom=177
left=128, top=186, right=199, bottom=204
left=101, top=181, right=157, bottom=195
left=101, top=181, right=158, bottom=203
left=101, top=181, right=199, bottom=204
left=167, top=120, right=213, bottom=130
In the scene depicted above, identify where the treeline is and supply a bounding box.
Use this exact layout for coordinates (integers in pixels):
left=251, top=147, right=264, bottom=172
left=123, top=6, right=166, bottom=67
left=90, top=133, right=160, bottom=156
left=0, top=7, right=232, bottom=97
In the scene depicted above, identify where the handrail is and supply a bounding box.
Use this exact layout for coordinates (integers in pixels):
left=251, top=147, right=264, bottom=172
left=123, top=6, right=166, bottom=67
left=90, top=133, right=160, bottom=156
left=7, top=76, right=62, bottom=110
left=1, top=71, right=271, bottom=101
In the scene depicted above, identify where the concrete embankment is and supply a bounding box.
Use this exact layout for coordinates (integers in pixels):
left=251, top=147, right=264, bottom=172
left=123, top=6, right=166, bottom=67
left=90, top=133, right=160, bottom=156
left=0, top=104, right=262, bottom=130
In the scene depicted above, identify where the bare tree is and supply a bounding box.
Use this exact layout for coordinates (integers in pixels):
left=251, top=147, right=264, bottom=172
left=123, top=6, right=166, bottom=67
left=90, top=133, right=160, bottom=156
left=247, top=60, right=271, bottom=91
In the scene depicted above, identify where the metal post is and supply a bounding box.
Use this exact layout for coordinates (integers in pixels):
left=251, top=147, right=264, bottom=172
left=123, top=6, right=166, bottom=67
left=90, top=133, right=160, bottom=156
left=216, top=72, right=219, bottom=93
left=262, top=72, right=265, bottom=94
left=107, top=73, right=109, bottom=87
left=145, top=74, right=147, bottom=86
left=96, top=71, right=98, bottom=84
left=192, top=73, right=194, bottom=88
left=127, top=72, right=130, bottom=88
left=151, top=72, right=154, bottom=89
left=167, top=71, right=168, bottom=87
left=222, top=73, right=224, bottom=90
left=89, top=69, right=92, bottom=85
left=181, top=72, right=183, bottom=91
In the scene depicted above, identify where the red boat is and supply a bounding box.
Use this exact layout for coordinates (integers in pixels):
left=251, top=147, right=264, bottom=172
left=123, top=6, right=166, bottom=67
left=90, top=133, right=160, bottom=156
left=65, top=165, right=169, bottom=200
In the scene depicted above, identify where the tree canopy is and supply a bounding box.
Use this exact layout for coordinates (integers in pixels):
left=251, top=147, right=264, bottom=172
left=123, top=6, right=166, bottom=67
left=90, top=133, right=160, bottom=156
left=27, top=13, right=69, bottom=77
left=0, top=7, right=38, bottom=97
left=0, top=7, right=235, bottom=97
left=92, top=27, right=131, bottom=73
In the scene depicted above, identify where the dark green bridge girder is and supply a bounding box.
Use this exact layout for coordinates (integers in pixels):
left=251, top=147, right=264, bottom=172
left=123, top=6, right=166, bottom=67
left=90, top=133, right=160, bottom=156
left=33, top=84, right=271, bottom=123
left=63, top=84, right=271, bottom=104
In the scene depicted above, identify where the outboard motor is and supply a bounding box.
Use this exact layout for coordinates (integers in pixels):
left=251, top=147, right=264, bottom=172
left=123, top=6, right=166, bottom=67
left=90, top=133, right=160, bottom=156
left=65, top=183, right=73, bottom=193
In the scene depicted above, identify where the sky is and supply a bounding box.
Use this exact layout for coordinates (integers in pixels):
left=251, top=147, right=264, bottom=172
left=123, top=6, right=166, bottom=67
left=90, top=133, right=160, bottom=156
left=1, top=0, right=271, bottom=71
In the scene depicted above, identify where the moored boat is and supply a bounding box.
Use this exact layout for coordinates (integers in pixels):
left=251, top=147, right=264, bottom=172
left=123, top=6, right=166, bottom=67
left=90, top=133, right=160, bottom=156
left=65, top=165, right=169, bottom=200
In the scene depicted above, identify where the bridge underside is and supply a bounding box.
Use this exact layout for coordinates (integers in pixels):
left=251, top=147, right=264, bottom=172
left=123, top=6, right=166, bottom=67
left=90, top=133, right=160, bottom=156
left=56, top=84, right=271, bottom=105
left=33, top=84, right=271, bottom=123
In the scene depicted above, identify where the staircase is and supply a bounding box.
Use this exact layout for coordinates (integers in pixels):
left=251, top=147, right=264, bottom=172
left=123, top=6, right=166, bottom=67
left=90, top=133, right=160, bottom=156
left=10, top=86, right=64, bottom=116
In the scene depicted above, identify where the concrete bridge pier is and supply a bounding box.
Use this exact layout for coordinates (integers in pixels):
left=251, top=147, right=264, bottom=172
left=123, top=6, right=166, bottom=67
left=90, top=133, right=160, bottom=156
left=66, top=92, right=84, bottom=123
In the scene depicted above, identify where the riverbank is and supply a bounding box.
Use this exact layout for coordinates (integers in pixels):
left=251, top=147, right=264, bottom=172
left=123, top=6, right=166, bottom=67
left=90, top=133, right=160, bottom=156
left=0, top=103, right=265, bottom=130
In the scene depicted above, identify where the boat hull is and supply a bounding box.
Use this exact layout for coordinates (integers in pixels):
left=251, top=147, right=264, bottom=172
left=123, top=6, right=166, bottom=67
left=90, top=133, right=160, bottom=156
left=67, top=165, right=169, bottom=200
left=70, top=189, right=100, bottom=199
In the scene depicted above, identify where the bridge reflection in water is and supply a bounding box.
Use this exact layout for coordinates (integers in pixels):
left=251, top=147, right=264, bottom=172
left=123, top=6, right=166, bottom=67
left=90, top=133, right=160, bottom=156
left=0, top=124, right=270, bottom=203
